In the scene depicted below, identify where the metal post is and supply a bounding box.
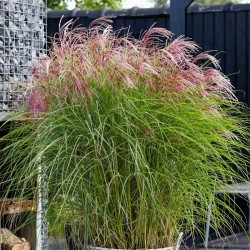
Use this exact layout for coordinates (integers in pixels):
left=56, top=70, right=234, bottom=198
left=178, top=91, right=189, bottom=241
left=205, top=198, right=212, bottom=249
left=35, top=1, right=48, bottom=249
left=36, top=162, right=48, bottom=250
left=170, top=0, right=194, bottom=37
left=248, top=194, right=250, bottom=236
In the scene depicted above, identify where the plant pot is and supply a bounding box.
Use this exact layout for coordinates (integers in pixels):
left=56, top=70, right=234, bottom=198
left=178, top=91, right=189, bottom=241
left=88, top=233, right=183, bottom=250
left=65, top=227, right=182, bottom=250
left=65, top=225, right=86, bottom=250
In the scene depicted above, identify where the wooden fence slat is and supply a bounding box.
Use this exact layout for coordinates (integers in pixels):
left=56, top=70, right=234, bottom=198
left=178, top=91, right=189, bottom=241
left=166, top=16, right=170, bottom=31
left=144, top=17, right=157, bottom=31
left=156, top=16, right=169, bottom=29
left=247, top=12, right=250, bottom=106
left=236, top=11, right=247, bottom=103
left=203, top=12, right=214, bottom=52
left=186, top=13, right=193, bottom=38
left=113, top=17, right=124, bottom=32
left=214, top=12, right=226, bottom=71
left=192, top=13, right=203, bottom=50
left=135, top=17, right=147, bottom=38
left=225, top=12, right=236, bottom=89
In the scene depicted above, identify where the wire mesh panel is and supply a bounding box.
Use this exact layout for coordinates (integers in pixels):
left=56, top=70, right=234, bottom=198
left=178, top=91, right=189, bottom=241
left=0, top=0, right=46, bottom=117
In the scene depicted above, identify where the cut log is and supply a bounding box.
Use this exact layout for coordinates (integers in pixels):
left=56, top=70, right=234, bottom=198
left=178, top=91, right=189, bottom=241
left=0, top=228, right=30, bottom=250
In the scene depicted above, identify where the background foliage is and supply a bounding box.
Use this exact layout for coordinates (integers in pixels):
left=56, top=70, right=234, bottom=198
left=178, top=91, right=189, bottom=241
left=47, top=0, right=122, bottom=9
left=155, top=0, right=240, bottom=6
left=46, top=0, right=240, bottom=10
left=195, top=0, right=239, bottom=4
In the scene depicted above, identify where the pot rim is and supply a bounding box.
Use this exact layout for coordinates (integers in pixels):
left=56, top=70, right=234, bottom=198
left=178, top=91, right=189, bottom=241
left=88, top=232, right=183, bottom=250
left=89, top=247, right=175, bottom=250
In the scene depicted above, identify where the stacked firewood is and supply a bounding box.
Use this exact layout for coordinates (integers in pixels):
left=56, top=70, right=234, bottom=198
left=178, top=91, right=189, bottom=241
left=0, top=228, right=30, bottom=250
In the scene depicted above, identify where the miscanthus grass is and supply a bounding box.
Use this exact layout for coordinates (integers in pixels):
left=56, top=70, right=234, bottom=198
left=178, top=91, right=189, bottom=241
left=0, top=17, right=250, bottom=249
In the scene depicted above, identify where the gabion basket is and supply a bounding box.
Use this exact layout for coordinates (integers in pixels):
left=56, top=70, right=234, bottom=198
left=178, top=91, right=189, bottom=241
left=0, top=0, right=46, bottom=119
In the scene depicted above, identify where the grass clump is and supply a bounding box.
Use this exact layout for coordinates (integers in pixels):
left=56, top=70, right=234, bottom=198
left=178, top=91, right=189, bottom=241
left=0, top=17, right=250, bottom=249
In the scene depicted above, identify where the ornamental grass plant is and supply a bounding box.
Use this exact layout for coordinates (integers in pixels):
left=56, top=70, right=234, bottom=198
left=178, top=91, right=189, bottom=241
left=0, top=17, right=250, bottom=249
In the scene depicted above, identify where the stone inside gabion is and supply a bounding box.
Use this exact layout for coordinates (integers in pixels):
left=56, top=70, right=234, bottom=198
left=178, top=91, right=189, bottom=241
left=0, top=0, right=46, bottom=111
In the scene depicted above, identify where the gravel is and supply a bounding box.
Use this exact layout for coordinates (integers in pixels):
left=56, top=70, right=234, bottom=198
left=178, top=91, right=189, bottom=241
left=0, top=0, right=46, bottom=112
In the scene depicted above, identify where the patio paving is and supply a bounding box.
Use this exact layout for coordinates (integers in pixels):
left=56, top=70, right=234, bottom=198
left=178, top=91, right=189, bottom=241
left=189, top=233, right=250, bottom=249
left=48, top=233, right=250, bottom=250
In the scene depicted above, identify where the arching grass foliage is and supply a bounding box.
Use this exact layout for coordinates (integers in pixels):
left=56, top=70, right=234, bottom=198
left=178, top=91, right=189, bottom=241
left=1, top=17, right=250, bottom=249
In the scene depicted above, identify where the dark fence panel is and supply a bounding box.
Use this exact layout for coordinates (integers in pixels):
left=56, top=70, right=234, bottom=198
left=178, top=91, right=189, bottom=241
left=47, top=3, right=250, bottom=105
left=186, top=4, right=250, bottom=105
left=47, top=6, right=170, bottom=40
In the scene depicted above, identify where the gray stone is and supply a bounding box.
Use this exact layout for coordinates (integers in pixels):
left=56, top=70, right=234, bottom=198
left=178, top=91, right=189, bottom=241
left=10, top=58, right=18, bottom=66
left=4, top=3, right=15, bottom=12
left=0, top=26, right=10, bottom=38
left=8, top=11, right=15, bottom=20
left=25, top=40, right=31, bottom=46
left=22, top=68, right=29, bottom=75
left=23, top=61, right=33, bottom=67
left=8, top=21, right=19, bottom=37
left=2, top=103, right=9, bottom=110
left=0, top=0, right=46, bottom=111
left=0, top=91, right=5, bottom=101
left=10, top=65, right=15, bottom=73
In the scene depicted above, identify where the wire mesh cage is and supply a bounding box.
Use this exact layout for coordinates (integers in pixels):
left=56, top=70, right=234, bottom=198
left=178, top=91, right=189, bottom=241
left=0, top=0, right=46, bottom=119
